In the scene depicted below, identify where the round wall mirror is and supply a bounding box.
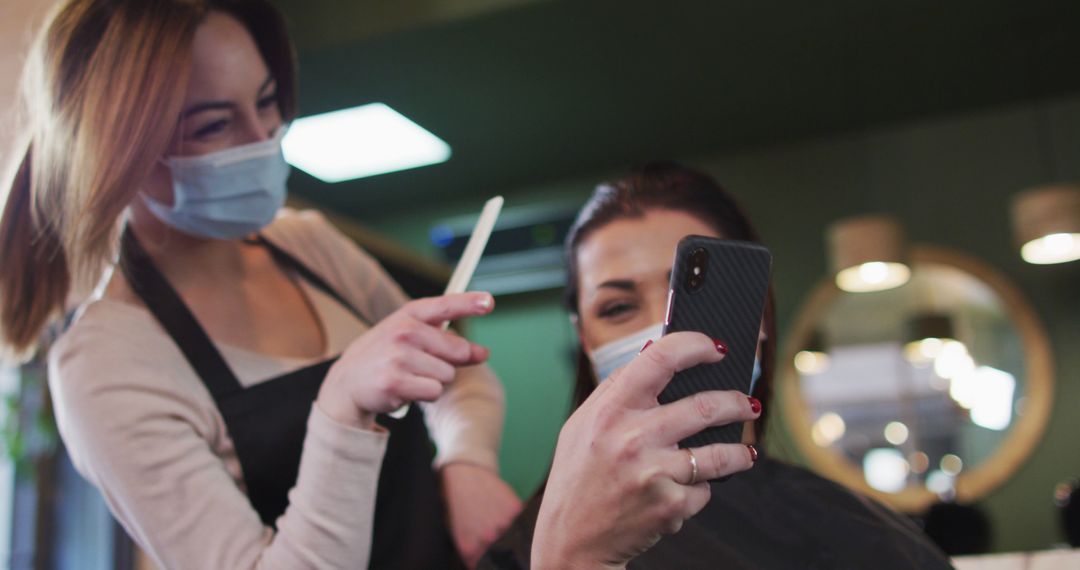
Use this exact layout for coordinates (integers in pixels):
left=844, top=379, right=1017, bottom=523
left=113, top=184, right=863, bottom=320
left=779, top=246, right=1055, bottom=512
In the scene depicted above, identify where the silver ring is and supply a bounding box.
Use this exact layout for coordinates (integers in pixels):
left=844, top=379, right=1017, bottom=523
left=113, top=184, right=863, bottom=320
left=685, top=448, right=699, bottom=486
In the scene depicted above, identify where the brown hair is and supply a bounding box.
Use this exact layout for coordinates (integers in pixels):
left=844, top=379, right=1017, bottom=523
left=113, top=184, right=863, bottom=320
left=564, top=161, right=778, bottom=439
left=0, top=0, right=297, bottom=360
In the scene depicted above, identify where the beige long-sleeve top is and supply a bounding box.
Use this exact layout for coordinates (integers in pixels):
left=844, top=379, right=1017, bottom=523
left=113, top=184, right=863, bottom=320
left=48, top=209, right=505, bottom=570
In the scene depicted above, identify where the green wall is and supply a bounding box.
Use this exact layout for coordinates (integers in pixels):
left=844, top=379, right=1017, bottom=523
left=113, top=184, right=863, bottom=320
left=361, top=95, right=1080, bottom=551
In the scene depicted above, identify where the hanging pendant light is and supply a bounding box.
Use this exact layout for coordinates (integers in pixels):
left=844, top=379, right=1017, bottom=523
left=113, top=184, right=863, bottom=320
left=1011, top=184, right=1080, bottom=265
left=903, top=313, right=958, bottom=365
left=827, top=215, right=911, bottom=293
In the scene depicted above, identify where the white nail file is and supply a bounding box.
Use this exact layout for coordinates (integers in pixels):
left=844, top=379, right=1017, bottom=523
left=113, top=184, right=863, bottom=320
left=441, top=195, right=504, bottom=328
left=390, top=195, right=503, bottom=420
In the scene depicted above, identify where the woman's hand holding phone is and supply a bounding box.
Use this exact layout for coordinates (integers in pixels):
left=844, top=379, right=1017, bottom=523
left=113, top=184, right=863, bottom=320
left=317, top=292, right=495, bottom=430
left=531, top=332, right=760, bottom=569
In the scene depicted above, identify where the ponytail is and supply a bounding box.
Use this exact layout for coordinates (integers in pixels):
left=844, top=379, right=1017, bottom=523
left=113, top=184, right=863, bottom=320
left=0, top=145, right=71, bottom=360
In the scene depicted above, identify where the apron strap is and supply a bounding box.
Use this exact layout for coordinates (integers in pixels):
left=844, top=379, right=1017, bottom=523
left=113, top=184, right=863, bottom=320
left=252, top=234, right=373, bottom=327
left=118, top=227, right=372, bottom=400
left=119, top=227, right=243, bottom=398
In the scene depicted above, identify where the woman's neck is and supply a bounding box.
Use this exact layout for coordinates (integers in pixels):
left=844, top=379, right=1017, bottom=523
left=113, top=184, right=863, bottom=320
left=126, top=198, right=256, bottom=288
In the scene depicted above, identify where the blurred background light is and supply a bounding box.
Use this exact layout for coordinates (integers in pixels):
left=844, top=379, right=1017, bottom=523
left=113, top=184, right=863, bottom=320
left=282, top=103, right=451, bottom=183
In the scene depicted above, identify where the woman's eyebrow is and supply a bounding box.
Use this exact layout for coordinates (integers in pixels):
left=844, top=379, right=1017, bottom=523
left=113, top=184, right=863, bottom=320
left=256, top=75, right=275, bottom=95
left=182, top=100, right=233, bottom=118
left=596, top=279, right=635, bottom=291
left=181, top=76, right=275, bottom=118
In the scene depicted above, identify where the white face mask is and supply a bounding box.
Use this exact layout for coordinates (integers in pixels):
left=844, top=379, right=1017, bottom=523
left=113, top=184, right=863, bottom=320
left=143, top=128, right=290, bottom=240
left=589, top=323, right=765, bottom=393
left=750, top=356, right=762, bottom=396
left=587, top=323, right=664, bottom=383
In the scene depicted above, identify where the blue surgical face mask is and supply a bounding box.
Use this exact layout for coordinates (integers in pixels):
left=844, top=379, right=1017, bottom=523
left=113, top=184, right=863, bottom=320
left=143, top=128, right=290, bottom=240
left=750, top=356, right=762, bottom=396
left=590, top=323, right=765, bottom=394
left=588, top=323, right=664, bottom=383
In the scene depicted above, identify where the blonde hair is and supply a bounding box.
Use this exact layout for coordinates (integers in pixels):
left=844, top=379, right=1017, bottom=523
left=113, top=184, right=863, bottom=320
left=0, top=0, right=297, bottom=359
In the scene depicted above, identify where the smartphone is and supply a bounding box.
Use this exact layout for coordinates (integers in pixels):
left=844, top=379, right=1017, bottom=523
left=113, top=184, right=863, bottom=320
left=659, top=235, right=772, bottom=448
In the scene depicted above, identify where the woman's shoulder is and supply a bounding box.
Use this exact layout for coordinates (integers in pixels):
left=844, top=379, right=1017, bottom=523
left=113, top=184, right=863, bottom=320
left=265, top=207, right=334, bottom=239
left=263, top=207, right=363, bottom=259
left=49, top=296, right=227, bottom=473
left=716, top=456, right=890, bottom=518
left=749, top=454, right=846, bottom=488
left=264, top=208, right=381, bottom=275
left=54, top=297, right=170, bottom=366
left=698, top=456, right=951, bottom=568
left=49, top=298, right=204, bottom=413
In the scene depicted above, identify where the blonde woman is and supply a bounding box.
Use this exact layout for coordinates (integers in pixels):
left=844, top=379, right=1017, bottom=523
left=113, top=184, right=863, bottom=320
left=0, top=1, right=521, bottom=567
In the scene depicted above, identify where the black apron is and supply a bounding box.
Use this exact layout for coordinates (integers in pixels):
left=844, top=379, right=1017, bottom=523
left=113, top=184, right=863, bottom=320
left=119, top=228, right=461, bottom=569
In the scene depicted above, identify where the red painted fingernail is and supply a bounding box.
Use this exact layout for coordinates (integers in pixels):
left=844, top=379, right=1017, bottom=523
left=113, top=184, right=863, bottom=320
left=713, top=339, right=728, bottom=354
left=639, top=339, right=653, bottom=354
left=748, top=396, right=762, bottom=414
left=747, top=444, right=759, bottom=463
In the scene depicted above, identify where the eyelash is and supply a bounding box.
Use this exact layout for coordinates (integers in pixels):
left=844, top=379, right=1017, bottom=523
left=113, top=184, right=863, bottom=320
left=193, top=119, right=228, bottom=139
left=257, top=92, right=277, bottom=110
left=597, top=300, right=636, bottom=320
left=189, top=92, right=278, bottom=140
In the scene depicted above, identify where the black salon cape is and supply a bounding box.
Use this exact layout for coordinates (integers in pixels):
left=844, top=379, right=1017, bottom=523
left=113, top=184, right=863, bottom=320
left=479, top=456, right=953, bottom=569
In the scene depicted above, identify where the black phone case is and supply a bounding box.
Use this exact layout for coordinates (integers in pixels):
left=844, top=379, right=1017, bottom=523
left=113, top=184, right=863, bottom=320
left=659, top=236, right=772, bottom=448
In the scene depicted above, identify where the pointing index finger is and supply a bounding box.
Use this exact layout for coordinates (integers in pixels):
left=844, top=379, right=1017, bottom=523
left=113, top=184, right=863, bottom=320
left=404, top=292, right=495, bottom=326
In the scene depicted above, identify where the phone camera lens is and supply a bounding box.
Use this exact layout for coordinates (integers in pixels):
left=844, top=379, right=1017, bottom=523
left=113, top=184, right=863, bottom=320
left=686, top=247, right=708, bottom=292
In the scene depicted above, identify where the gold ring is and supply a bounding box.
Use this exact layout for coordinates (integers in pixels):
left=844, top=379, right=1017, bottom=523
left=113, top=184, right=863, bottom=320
left=685, top=448, right=699, bottom=486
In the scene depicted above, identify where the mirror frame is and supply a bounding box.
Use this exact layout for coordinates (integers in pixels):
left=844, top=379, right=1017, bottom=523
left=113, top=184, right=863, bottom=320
left=779, top=245, right=1055, bottom=512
